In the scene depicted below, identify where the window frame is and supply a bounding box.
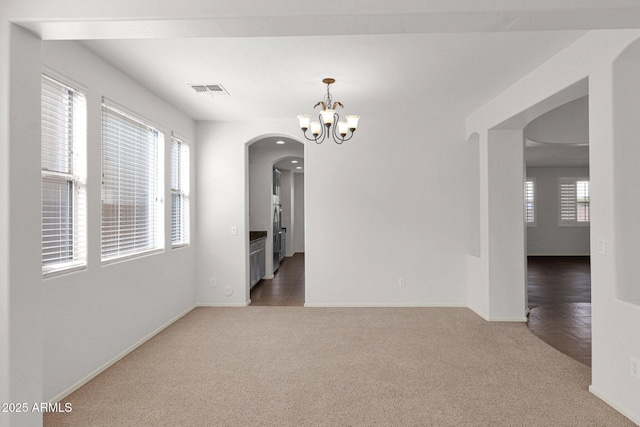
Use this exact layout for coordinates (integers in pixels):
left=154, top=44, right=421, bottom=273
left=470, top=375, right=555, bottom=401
left=170, top=135, right=190, bottom=248
left=100, top=100, right=165, bottom=264
left=41, top=73, right=87, bottom=277
left=558, top=177, right=590, bottom=227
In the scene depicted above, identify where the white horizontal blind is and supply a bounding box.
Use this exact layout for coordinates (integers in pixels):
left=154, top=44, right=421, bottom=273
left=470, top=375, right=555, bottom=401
left=525, top=180, right=535, bottom=223
left=101, top=103, right=162, bottom=261
left=171, top=137, right=190, bottom=246
left=559, top=178, right=590, bottom=226
left=41, top=74, right=87, bottom=274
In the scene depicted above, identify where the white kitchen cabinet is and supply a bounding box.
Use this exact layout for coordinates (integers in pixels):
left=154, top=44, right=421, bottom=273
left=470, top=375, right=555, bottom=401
left=250, top=237, right=266, bottom=289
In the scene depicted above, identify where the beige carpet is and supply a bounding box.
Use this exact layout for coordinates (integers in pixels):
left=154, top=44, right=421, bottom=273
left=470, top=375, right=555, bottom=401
left=45, top=307, right=636, bottom=426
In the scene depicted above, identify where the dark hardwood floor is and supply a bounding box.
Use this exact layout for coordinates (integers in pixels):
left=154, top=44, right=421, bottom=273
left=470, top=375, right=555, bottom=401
left=250, top=253, right=305, bottom=306
left=527, top=256, right=592, bottom=366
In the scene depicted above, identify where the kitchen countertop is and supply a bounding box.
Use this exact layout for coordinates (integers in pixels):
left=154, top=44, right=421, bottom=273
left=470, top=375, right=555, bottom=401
left=249, top=231, right=268, bottom=242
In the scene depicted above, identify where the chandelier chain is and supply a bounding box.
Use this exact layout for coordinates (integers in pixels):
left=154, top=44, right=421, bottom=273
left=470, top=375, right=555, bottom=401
left=325, top=83, right=332, bottom=109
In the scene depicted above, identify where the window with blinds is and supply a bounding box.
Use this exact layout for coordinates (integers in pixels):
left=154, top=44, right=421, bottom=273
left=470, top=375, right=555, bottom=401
left=525, top=179, right=535, bottom=225
left=101, top=102, right=164, bottom=262
left=41, top=74, right=87, bottom=276
left=559, top=178, right=590, bottom=226
left=171, top=136, right=190, bottom=247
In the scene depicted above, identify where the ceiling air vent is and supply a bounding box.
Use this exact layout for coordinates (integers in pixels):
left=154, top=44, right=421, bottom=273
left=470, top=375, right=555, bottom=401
left=190, top=84, right=229, bottom=96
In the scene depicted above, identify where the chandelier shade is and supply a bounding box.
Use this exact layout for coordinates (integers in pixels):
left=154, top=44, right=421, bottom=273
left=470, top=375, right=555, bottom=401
left=297, top=78, right=360, bottom=144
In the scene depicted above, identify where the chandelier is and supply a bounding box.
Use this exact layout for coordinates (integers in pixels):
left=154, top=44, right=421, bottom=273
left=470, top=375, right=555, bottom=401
left=297, top=78, right=360, bottom=144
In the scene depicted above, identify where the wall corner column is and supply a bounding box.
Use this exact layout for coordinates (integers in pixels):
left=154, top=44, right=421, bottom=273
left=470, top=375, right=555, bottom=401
left=0, top=23, right=44, bottom=427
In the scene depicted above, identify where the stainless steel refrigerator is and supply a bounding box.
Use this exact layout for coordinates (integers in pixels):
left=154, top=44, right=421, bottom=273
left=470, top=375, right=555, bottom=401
left=272, top=194, right=282, bottom=273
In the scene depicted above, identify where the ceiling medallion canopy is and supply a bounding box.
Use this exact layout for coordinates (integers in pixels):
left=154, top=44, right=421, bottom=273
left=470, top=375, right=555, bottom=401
left=297, top=78, right=360, bottom=144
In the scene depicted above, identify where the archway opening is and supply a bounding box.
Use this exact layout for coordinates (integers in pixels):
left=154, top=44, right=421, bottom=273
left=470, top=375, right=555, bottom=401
left=524, top=95, right=592, bottom=366
left=246, top=135, right=306, bottom=306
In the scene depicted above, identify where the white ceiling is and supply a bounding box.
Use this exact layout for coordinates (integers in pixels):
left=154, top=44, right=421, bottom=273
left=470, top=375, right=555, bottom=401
left=274, top=157, right=305, bottom=173
left=524, top=96, right=589, bottom=167
left=249, top=136, right=304, bottom=172
left=78, top=32, right=586, bottom=122
left=24, top=2, right=640, bottom=125
left=24, top=2, right=640, bottom=167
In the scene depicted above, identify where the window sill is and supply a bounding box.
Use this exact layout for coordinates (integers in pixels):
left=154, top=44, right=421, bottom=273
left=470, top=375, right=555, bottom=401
left=43, top=263, right=86, bottom=279
left=101, top=248, right=163, bottom=266
left=558, top=222, right=591, bottom=228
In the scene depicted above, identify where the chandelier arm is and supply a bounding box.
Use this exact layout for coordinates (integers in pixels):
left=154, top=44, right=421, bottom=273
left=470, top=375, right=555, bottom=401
left=301, top=130, right=319, bottom=143
left=338, top=130, right=355, bottom=143
left=331, top=111, right=343, bottom=144
left=316, top=112, right=327, bottom=144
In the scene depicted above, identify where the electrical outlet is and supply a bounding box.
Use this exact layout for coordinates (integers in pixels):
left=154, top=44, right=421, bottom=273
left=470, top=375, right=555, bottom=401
left=210, top=278, right=216, bottom=287
left=224, top=286, right=233, bottom=297
left=231, top=226, right=238, bottom=236
left=399, top=278, right=406, bottom=287
left=631, top=356, right=640, bottom=381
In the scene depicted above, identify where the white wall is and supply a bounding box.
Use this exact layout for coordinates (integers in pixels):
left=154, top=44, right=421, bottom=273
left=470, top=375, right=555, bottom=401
left=280, top=168, right=292, bottom=234
left=467, top=30, right=640, bottom=424
left=279, top=168, right=302, bottom=257
left=487, top=129, right=527, bottom=320
left=527, top=167, right=590, bottom=255
left=197, top=114, right=469, bottom=308
left=40, top=41, right=196, bottom=402
left=612, top=52, right=640, bottom=303
left=302, top=115, right=469, bottom=306
left=293, top=172, right=305, bottom=254
left=1, top=23, right=43, bottom=427
left=0, top=16, right=10, bottom=426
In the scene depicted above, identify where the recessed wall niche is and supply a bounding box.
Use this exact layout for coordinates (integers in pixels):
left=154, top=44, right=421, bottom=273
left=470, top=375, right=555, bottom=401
left=612, top=38, right=640, bottom=305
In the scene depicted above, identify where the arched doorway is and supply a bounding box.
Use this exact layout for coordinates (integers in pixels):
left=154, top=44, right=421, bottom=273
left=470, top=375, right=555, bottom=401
left=523, top=95, right=592, bottom=366
left=246, top=135, right=305, bottom=305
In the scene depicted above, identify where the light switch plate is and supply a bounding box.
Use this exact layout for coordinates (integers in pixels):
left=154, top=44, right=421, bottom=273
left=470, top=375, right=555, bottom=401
left=631, top=356, right=640, bottom=381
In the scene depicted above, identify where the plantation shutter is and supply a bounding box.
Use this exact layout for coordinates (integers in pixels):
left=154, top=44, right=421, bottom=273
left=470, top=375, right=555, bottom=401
left=101, top=102, right=161, bottom=261
left=559, top=178, right=589, bottom=226
left=525, top=180, right=535, bottom=223
left=559, top=178, right=577, bottom=224
left=41, top=75, right=86, bottom=272
left=576, top=180, right=590, bottom=222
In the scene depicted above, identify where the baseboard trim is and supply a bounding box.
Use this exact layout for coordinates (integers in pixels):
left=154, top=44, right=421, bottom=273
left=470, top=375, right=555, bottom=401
left=589, top=385, right=640, bottom=425
left=488, top=316, right=528, bottom=322
left=303, top=303, right=467, bottom=308
left=196, top=302, right=250, bottom=307
left=48, top=304, right=196, bottom=404
left=467, top=306, right=490, bottom=321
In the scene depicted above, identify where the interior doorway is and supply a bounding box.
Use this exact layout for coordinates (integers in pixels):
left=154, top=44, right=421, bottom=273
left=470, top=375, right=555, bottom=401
left=523, top=95, right=592, bottom=366
left=247, top=136, right=305, bottom=306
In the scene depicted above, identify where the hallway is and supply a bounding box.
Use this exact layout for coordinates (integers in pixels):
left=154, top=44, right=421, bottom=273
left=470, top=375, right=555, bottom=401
left=526, top=256, right=592, bottom=366
left=250, top=253, right=305, bottom=306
